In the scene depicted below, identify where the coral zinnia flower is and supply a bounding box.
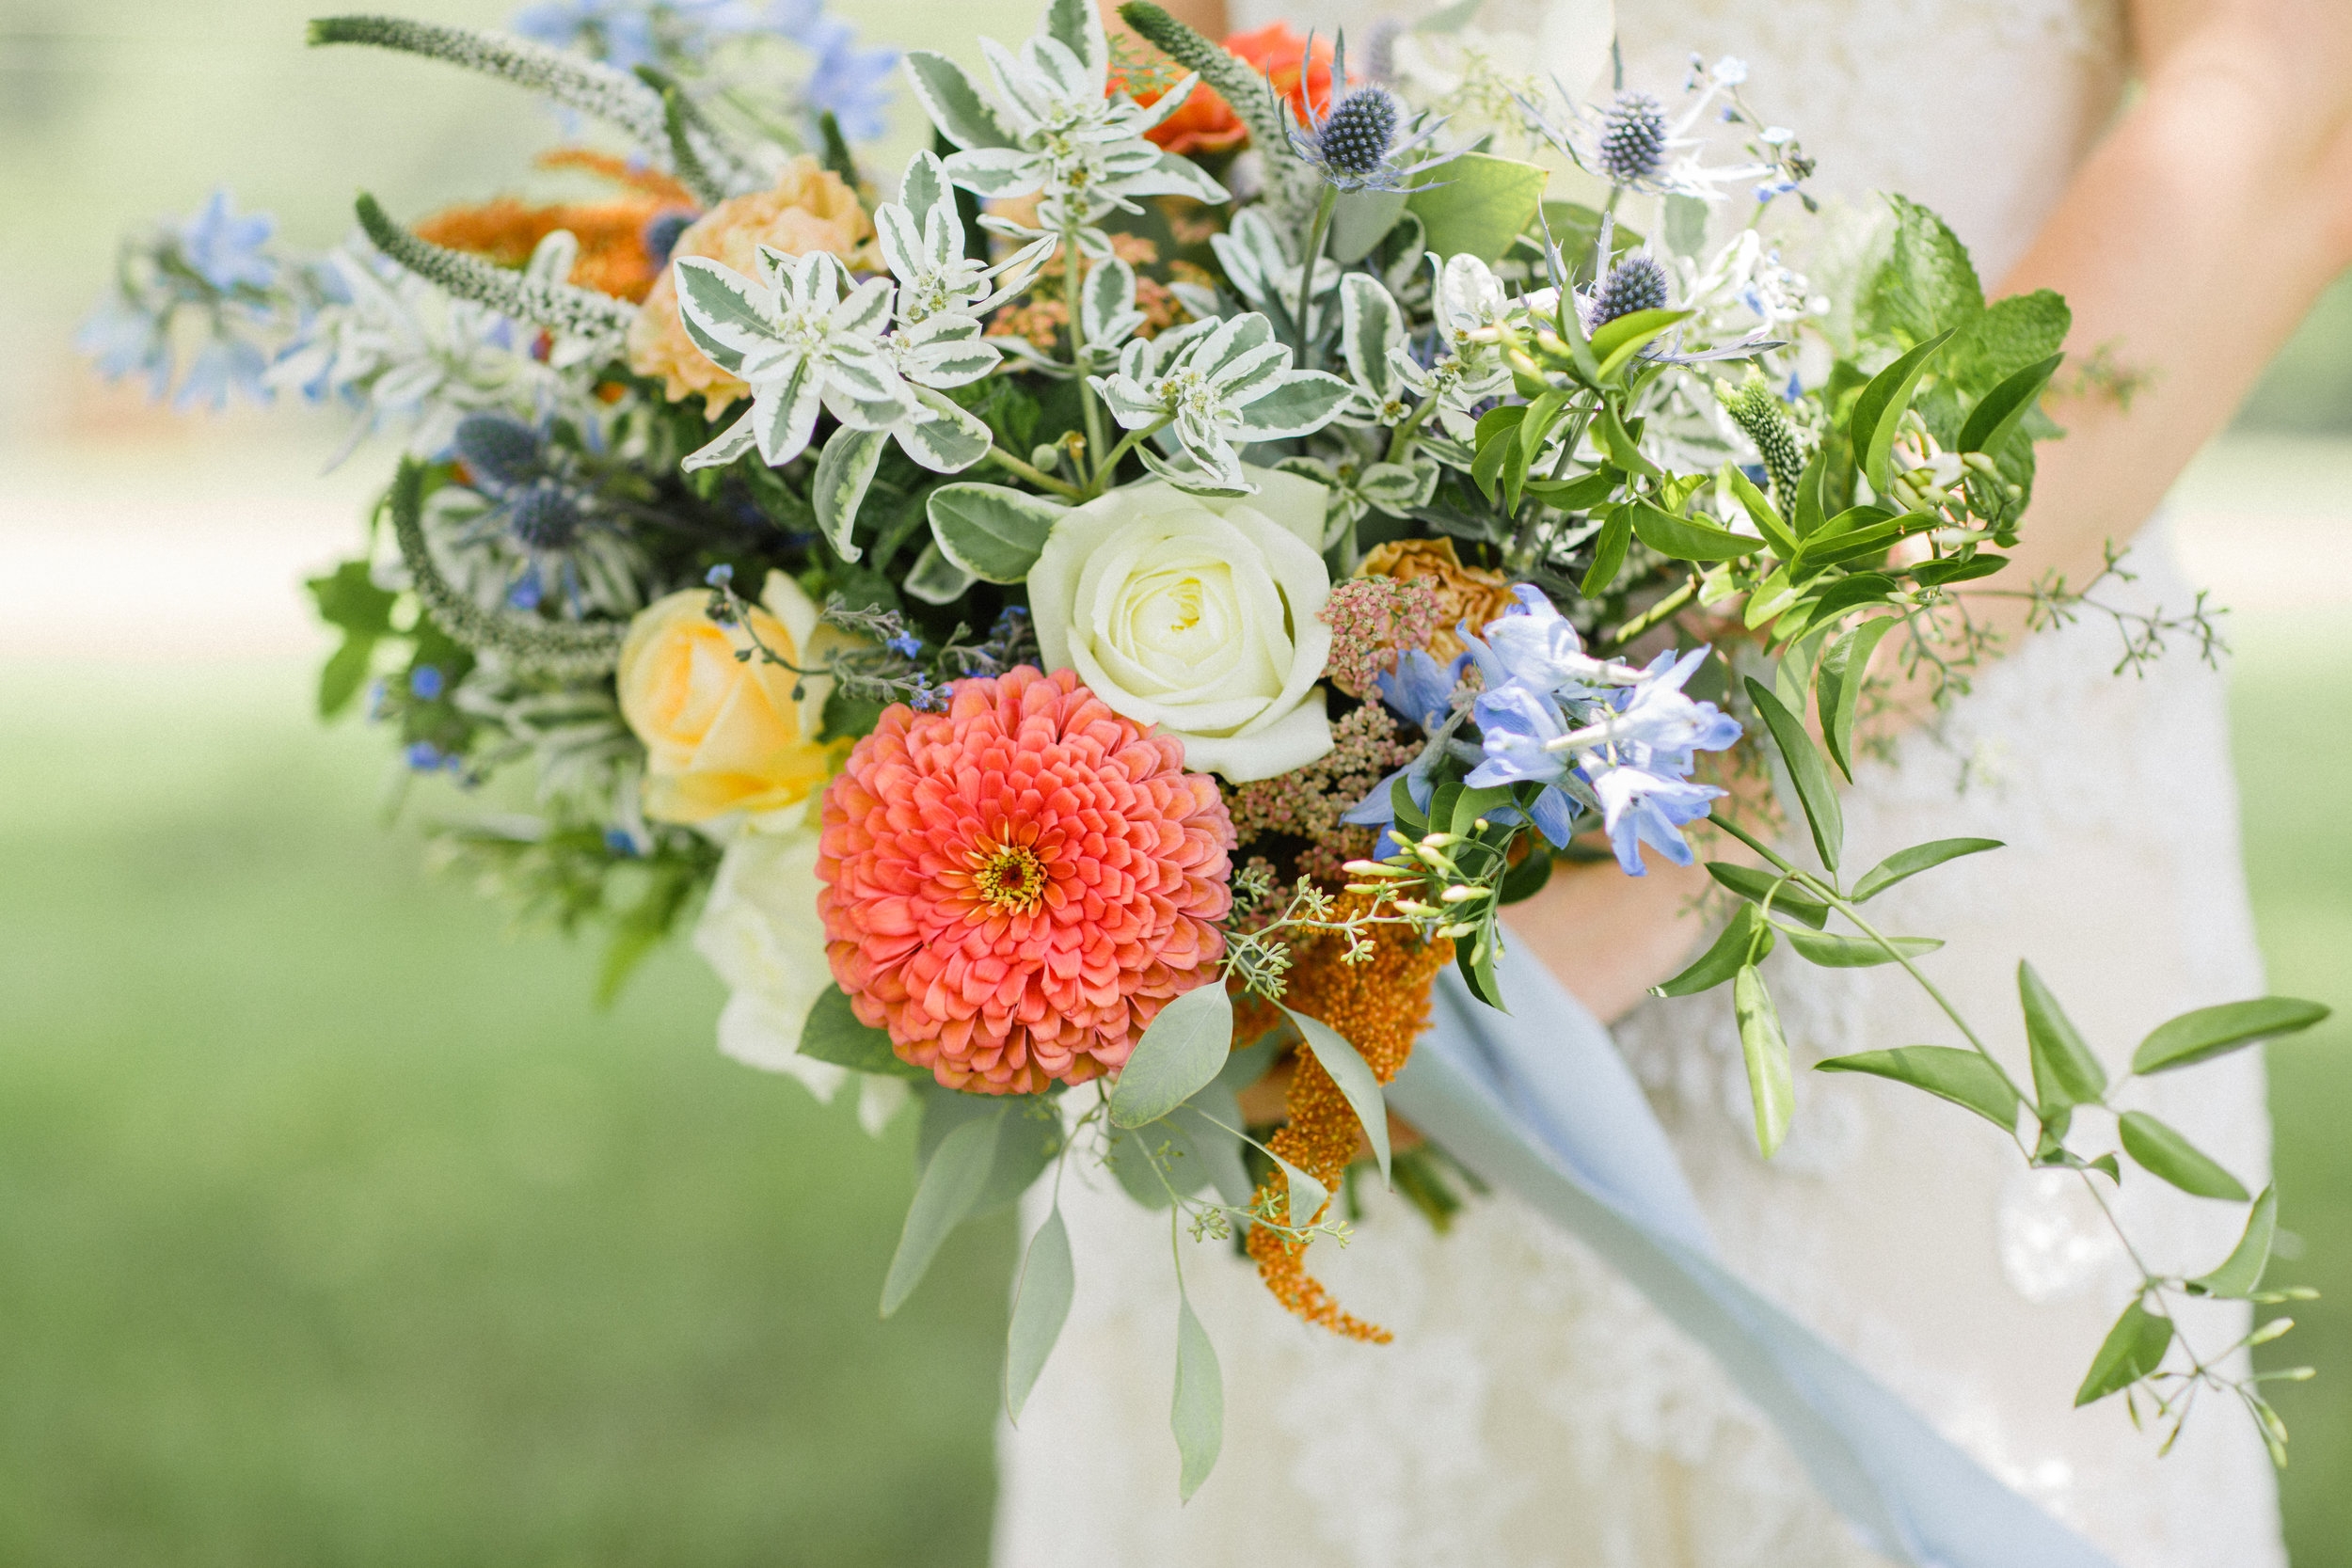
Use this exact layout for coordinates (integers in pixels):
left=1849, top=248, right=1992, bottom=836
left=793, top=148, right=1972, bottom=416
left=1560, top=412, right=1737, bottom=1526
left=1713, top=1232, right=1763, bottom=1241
left=817, top=667, right=1236, bottom=1095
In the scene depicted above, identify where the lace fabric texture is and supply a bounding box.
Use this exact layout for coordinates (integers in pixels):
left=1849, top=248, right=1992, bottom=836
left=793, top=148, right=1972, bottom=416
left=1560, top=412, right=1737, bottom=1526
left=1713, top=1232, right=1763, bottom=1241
left=995, top=3, right=2286, bottom=1562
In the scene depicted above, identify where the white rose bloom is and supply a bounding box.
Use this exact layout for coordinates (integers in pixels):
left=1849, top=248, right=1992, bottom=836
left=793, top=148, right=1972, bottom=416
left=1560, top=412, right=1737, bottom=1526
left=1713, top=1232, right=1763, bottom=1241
left=692, top=824, right=909, bottom=1135
left=1027, top=465, right=1334, bottom=783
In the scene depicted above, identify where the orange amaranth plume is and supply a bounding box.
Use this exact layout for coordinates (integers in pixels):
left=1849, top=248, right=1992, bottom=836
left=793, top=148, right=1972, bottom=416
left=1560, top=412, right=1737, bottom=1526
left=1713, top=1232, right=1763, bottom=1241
left=1246, top=894, right=1453, bottom=1342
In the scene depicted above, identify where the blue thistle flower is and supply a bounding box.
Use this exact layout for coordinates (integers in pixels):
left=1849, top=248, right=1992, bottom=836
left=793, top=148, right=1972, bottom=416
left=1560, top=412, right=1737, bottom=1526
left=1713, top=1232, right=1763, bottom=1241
left=1588, top=255, right=1670, bottom=329
left=1597, top=90, right=1668, bottom=186
left=1285, top=31, right=1451, bottom=194
left=642, top=209, right=697, bottom=269
left=453, top=411, right=546, bottom=489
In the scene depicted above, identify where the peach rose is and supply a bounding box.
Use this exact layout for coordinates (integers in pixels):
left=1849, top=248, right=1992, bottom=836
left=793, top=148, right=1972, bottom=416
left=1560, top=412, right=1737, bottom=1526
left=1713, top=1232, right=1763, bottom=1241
left=627, top=157, right=878, bottom=416
left=616, top=571, right=846, bottom=828
left=1356, top=537, right=1516, bottom=660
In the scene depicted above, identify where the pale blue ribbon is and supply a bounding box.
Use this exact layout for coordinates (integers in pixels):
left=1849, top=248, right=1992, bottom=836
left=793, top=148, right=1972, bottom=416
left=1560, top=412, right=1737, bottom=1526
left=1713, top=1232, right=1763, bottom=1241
left=1387, top=945, right=2119, bottom=1568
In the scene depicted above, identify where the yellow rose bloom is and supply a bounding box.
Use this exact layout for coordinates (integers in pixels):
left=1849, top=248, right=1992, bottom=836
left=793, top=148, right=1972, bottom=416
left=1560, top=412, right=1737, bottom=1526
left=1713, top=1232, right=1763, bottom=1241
left=617, top=571, right=845, bottom=828
left=627, top=156, right=879, bottom=416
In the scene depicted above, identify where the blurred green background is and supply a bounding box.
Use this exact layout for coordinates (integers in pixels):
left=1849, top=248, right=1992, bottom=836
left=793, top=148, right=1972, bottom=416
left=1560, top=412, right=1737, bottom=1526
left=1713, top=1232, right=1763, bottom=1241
left=1, top=1, right=2348, bottom=1563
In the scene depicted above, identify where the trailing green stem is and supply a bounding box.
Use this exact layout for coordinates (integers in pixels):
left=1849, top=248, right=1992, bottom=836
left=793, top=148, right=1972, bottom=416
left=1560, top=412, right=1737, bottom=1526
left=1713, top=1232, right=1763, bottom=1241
left=1089, top=418, right=1173, bottom=497
left=987, top=445, right=1085, bottom=500
left=1293, top=185, right=1338, bottom=360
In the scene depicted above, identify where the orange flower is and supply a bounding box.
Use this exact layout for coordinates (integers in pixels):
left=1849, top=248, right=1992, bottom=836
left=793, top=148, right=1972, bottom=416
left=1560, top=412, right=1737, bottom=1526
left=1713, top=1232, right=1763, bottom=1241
left=1358, top=538, right=1518, bottom=660
left=627, top=156, right=878, bottom=417
left=414, top=150, right=697, bottom=304
left=816, top=667, right=1237, bottom=1096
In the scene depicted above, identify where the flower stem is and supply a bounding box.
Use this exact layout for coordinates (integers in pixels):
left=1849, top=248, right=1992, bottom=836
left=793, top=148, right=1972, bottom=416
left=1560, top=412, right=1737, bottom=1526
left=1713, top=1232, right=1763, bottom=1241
left=1602, top=574, right=1697, bottom=649
left=1382, top=396, right=1437, bottom=466
left=1087, top=417, right=1173, bottom=498
left=986, top=445, right=1084, bottom=499
left=1293, top=184, right=1339, bottom=361
left=1063, top=230, right=1108, bottom=479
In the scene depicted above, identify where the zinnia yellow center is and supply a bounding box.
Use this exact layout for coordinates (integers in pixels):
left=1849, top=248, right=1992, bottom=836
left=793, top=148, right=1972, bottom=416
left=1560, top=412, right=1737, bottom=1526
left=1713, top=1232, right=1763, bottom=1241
left=971, top=839, right=1049, bottom=914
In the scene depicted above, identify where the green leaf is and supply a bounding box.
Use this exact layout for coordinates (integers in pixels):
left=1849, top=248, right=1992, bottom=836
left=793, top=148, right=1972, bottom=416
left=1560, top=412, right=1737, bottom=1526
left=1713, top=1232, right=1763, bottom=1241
left=1815, top=615, right=1899, bottom=782
left=2186, top=1186, right=2278, bottom=1299
left=2131, top=997, right=2332, bottom=1075
left=308, top=559, right=398, bottom=634
left=1723, top=467, right=1799, bottom=557
left=1782, top=929, right=1944, bottom=968
left=1947, top=289, right=2069, bottom=395
left=1523, top=468, right=1617, bottom=508
left=903, top=539, right=977, bottom=605
left=1286, top=1007, right=1392, bottom=1185
left=882, top=1109, right=1003, bottom=1316
left=1908, top=553, right=2009, bottom=587
left=1271, top=1154, right=1329, bottom=1229
left=1791, top=448, right=1829, bottom=538
left=1171, top=1291, right=1224, bottom=1500
left=1654, top=905, right=1773, bottom=997
left=2019, top=960, right=2107, bottom=1113
left=1496, top=841, right=1554, bottom=904
left=1405, top=150, right=1548, bottom=263
left=1957, top=352, right=2064, bottom=455
left=1707, top=863, right=1830, bottom=928
left=1597, top=402, right=1661, bottom=478
left=1470, top=404, right=1527, bottom=501
left=1107, top=983, right=1235, bottom=1129
left=926, top=483, right=1066, bottom=583
left=1734, top=965, right=1795, bottom=1159
left=1631, top=500, right=1766, bottom=562
left=1743, top=677, right=1843, bottom=873
left=1816, top=1045, right=2021, bottom=1131
left=1580, top=505, right=1634, bottom=595
left=1863, top=194, right=1984, bottom=345
left=2074, top=1299, right=2174, bottom=1406
left=1168, top=1084, right=1253, bottom=1207
left=1851, top=837, right=2003, bottom=901
left=1004, top=1205, right=1074, bottom=1421
left=317, top=637, right=376, bottom=719
left=1329, top=187, right=1410, bottom=264
left=798, top=984, right=927, bottom=1078
left=1849, top=328, right=1956, bottom=498
left=813, top=428, right=885, bottom=560
left=2118, top=1111, right=2251, bottom=1200
left=1590, top=308, right=1693, bottom=383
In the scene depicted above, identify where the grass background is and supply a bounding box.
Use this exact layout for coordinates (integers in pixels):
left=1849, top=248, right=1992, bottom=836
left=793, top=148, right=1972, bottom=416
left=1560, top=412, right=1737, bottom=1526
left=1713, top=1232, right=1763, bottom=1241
left=0, top=0, right=2348, bottom=1560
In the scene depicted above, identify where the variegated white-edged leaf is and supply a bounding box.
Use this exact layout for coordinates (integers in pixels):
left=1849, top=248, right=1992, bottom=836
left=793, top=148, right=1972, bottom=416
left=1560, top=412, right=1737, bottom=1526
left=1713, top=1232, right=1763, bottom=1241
left=681, top=407, right=759, bottom=472
left=904, top=50, right=1013, bottom=150
left=980, top=38, right=1047, bottom=125
left=874, top=201, right=927, bottom=287
left=672, top=258, right=774, bottom=375
left=1193, top=311, right=1272, bottom=376
left=1341, top=273, right=1405, bottom=404
left=1127, top=71, right=1200, bottom=132
left=904, top=539, right=977, bottom=604
left=1230, top=372, right=1352, bottom=440
left=928, top=483, right=1068, bottom=582
left=1082, top=258, right=1141, bottom=348
left=1090, top=372, right=1168, bottom=428
left=1127, top=150, right=1229, bottom=205
left=896, top=387, right=993, bottom=473
left=898, top=147, right=950, bottom=216
left=942, top=148, right=1044, bottom=199
left=753, top=367, right=823, bottom=467
left=1041, top=0, right=1105, bottom=81
left=1359, top=459, right=1438, bottom=513
left=1024, top=35, right=1092, bottom=103
left=833, top=275, right=897, bottom=338
left=1210, top=340, right=1292, bottom=404
left=813, top=424, right=888, bottom=562
left=1141, top=438, right=1249, bottom=496
left=899, top=322, right=1002, bottom=389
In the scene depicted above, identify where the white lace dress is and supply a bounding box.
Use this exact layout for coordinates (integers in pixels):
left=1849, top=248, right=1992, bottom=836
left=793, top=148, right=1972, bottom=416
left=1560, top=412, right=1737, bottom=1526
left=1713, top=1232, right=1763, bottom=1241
left=993, top=3, right=2287, bottom=1562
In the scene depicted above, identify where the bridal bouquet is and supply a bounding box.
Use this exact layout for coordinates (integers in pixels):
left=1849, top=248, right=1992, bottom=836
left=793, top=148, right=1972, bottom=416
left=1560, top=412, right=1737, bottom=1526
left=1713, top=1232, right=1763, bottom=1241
left=90, top=0, right=2328, bottom=1497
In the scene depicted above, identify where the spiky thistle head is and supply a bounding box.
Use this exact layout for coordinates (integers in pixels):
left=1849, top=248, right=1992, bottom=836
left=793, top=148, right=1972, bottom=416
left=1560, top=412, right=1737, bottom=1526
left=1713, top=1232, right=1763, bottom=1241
left=1285, top=29, right=1452, bottom=193
left=506, top=482, right=589, bottom=551
left=453, top=411, right=546, bottom=491
left=1597, top=90, right=1667, bottom=186
left=1589, top=254, right=1670, bottom=328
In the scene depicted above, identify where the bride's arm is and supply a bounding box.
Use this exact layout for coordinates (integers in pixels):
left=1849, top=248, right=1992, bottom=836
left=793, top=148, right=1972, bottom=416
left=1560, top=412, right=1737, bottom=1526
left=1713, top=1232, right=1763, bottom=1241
left=1513, top=0, right=2352, bottom=1021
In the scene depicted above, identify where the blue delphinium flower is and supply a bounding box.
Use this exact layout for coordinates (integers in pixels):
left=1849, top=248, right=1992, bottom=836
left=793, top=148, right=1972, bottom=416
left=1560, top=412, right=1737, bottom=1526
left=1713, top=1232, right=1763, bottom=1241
left=1375, top=647, right=1468, bottom=732
left=766, top=0, right=897, bottom=141
left=513, top=0, right=661, bottom=69
left=1586, top=761, right=1722, bottom=875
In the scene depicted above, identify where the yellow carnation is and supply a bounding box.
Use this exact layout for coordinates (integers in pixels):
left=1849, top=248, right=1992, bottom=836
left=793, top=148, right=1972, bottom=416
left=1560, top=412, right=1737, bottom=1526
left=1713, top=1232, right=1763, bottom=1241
left=616, top=571, right=846, bottom=828
left=627, top=157, right=878, bottom=415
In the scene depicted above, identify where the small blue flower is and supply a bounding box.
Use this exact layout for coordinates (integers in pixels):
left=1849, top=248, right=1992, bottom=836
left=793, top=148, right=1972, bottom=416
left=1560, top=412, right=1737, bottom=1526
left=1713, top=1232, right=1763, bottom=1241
left=603, top=827, right=643, bottom=856
left=513, top=0, right=659, bottom=70
left=409, top=665, right=446, bottom=701
left=179, top=189, right=278, bottom=293
left=1586, top=760, right=1722, bottom=875
left=76, top=299, right=171, bottom=399
left=172, top=336, right=270, bottom=413
left=885, top=631, right=923, bottom=658
left=1375, top=647, right=1467, bottom=731
left=794, top=12, right=898, bottom=142
left=705, top=563, right=735, bottom=588
left=1469, top=585, right=1608, bottom=697
left=405, top=741, right=445, bottom=771
left=1590, top=647, right=1742, bottom=775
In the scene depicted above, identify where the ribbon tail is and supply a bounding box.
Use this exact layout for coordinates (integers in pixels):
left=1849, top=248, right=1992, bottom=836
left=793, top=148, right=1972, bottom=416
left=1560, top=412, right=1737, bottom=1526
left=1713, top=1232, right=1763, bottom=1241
left=1386, top=950, right=2118, bottom=1568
